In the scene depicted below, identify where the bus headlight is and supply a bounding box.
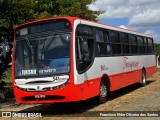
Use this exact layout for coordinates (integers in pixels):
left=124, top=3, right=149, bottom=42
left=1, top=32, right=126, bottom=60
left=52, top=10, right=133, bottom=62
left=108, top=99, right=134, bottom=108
left=51, top=79, right=69, bottom=90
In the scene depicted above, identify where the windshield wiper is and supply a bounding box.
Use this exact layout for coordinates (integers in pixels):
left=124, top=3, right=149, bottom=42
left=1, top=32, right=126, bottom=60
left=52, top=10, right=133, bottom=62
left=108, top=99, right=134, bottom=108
left=24, top=36, right=35, bottom=67
left=41, top=31, right=71, bottom=54
left=25, top=36, right=34, bottom=54
left=41, top=32, right=60, bottom=54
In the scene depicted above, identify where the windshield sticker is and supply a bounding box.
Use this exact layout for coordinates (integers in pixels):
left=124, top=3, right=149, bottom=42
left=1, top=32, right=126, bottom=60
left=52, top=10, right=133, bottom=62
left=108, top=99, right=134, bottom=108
left=39, top=69, right=56, bottom=74
left=21, top=69, right=37, bottom=76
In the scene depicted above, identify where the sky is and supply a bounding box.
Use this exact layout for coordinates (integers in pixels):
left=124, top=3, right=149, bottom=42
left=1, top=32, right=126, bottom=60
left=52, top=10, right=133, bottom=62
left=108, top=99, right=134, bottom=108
left=88, top=0, right=160, bottom=43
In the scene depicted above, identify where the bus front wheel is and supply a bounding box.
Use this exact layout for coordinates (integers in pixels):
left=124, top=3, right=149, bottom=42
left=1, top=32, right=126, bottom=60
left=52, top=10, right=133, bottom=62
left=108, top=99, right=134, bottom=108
left=99, top=80, right=108, bottom=104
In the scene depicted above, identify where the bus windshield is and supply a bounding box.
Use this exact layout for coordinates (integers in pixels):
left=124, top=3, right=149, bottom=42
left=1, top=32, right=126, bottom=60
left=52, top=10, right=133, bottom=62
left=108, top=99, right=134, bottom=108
left=15, top=32, right=71, bottom=77
left=14, top=20, right=72, bottom=78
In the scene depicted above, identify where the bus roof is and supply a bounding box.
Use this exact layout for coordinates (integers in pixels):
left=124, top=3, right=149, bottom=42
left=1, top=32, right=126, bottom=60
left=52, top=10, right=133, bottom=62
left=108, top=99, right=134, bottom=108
left=15, top=16, right=153, bottom=38
left=77, top=18, right=152, bottom=38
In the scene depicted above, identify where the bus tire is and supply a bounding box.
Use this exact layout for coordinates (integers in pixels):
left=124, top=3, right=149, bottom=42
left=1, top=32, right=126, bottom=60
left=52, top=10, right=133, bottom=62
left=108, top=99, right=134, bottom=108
left=99, top=80, right=108, bottom=104
left=140, top=70, right=146, bottom=87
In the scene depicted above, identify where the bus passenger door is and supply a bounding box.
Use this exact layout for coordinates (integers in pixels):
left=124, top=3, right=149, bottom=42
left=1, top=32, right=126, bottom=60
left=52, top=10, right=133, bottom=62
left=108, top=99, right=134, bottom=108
left=76, top=36, right=95, bottom=98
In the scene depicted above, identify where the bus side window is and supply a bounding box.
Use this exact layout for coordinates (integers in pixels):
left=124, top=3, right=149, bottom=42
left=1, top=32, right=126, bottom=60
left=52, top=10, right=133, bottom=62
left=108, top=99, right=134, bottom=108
left=129, top=35, right=138, bottom=55
left=120, top=33, right=130, bottom=55
left=95, top=29, right=105, bottom=55
left=147, top=38, right=154, bottom=54
left=95, top=29, right=104, bottom=42
left=95, top=29, right=111, bottom=56
left=105, top=31, right=111, bottom=54
left=143, top=38, right=148, bottom=54
left=110, top=31, right=121, bottom=55
left=137, top=36, right=144, bottom=54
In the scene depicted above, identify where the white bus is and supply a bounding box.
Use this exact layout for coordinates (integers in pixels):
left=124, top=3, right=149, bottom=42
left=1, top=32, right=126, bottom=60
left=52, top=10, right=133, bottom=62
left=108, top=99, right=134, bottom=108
left=13, top=17, right=157, bottom=104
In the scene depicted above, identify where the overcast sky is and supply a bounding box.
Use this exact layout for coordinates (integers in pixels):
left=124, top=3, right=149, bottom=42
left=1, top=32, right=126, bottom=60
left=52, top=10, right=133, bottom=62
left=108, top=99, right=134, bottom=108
left=88, top=0, right=160, bottom=43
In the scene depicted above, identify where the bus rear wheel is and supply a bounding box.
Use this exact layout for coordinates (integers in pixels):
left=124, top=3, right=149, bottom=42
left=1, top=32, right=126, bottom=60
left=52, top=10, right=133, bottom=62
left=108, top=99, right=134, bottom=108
left=99, top=80, right=108, bottom=104
left=140, top=70, right=146, bottom=87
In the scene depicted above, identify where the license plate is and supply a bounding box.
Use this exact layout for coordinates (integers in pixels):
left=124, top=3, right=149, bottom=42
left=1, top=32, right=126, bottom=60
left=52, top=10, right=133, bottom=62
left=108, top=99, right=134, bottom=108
left=35, top=94, right=46, bottom=99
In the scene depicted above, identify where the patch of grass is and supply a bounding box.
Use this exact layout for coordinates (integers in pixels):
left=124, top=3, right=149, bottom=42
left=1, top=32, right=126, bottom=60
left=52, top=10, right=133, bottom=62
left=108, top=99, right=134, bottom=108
left=3, top=68, right=12, bottom=83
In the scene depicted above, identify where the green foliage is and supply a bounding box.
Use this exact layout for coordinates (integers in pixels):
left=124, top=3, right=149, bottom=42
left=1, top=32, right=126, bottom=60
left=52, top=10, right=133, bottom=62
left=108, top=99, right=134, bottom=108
left=0, top=0, right=102, bottom=42
left=155, top=43, right=160, bottom=58
left=155, top=43, right=160, bottom=65
left=2, top=68, right=12, bottom=83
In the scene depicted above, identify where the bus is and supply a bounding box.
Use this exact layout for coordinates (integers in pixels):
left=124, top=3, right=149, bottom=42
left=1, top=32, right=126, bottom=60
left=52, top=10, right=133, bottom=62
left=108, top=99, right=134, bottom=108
left=12, top=17, right=157, bottom=104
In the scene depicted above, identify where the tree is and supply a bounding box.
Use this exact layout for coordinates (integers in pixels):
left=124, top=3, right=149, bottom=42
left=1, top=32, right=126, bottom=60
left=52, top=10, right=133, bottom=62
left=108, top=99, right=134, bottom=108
left=0, top=0, right=23, bottom=41
left=0, top=0, right=102, bottom=42
left=155, top=43, right=160, bottom=58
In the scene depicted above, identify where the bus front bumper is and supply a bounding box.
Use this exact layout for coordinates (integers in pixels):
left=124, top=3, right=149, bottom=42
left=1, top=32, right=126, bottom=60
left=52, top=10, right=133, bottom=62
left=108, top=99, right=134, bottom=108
left=13, top=83, right=84, bottom=104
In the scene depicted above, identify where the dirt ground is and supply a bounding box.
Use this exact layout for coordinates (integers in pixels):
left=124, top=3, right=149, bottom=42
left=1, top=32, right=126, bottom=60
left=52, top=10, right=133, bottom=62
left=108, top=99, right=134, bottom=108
left=0, top=71, right=160, bottom=120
